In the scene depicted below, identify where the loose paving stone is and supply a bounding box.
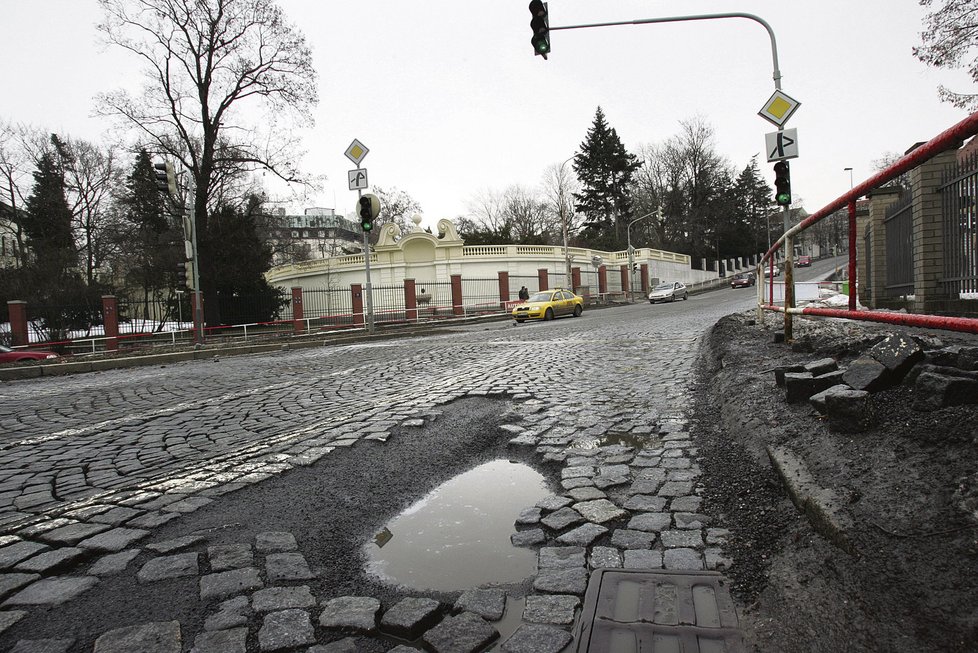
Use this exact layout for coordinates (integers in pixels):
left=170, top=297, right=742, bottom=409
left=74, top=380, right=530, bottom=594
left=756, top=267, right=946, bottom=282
left=707, top=528, right=731, bottom=545
left=501, top=624, right=573, bottom=653
left=265, top=552, right=314, bottom=582
left=623, top=494, right=667, bottom=512
left=8, top=638, right=74, bottom=653
left=200, top=567, right=263, bottom=601
left=0, top=611, right=26, bottom=635
left=540, top=507, right=585, bottom=531
left=191, top=627, right=247, bottom=653
left=533, top=567, right=588, bottom=595
left=661, top=530, right=704, bottom=549
left=623, top=549, right=664, bottom=569
left=634, top=468, right=667, bottom=482
left=92, top=620, right=181, bottom=653
left=255, top=532, right=297, bottom=553
left=78, top=527, right=149, bottom=552
left=610, top=529, right=656, bottom=550
left=0, top=542, right=50, bottom=570
left=626, top=479, right=663, bottom=495
left=572, top=499, right=627, bottom=524
left=670, top=496, right=703, bottom=512
left=560, top=477, right=595, bottom=490
left=90, top=507, right=144, bottom=526
left=14, top=547, right=86, bottom=574
left=0, top=574, right=40, bottom=602
left=381, top=596, right=442, bottom=640
left=555, top=523, right=608, bottom=547
left=588, top=546, right=622, bottom=569
left=566, top=486, right=606, bottom=502
left=523, top=595, right=579, bottom=625
left=208, top=544, right=253, bottom=571
left=319, top=596, right=380, bottom=632
left=538, top=546, right=585, bottom=569
left=3, top=576, right=98, bottom=606
left=454, top=588, right=506, bottom=621
left=146, top=536, right=204, bottom=554
left=594, top=475, right=630, bottom=490
left=674, top=512, right=710, bottom=529
left=162, top=496, right=214, bottom=513
left=561, top=466, right=595, bottom=480
left=627, top=512, right=672, bottom=533
left=515, top=506, right=543, bottom=526
left=127, top=512, right=181, bottom=529
left=252, top=586, right=316, bottom=612
left=308, top=640, right=357, bottom=653
left=510, top=529, right=546, bottom=547
left=535, top=495, right=573, bottom=512
left=258, top=609, right=314, bottom=651
left=658, top=481, right=694, bottom=497
left=203, top=596, right=250, bottom=631
left=88, top=549, right=140, bottom=576
left=705, top=548, right=734, bottom=571
left=137, top=553, right=200, bottom=583
left=664, top=548, right=704, bottom=570
left=422, top=611, right=498, bottom=653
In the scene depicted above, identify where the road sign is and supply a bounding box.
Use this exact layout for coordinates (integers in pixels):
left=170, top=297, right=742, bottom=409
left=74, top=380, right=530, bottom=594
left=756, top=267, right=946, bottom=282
left=758, top=90, right=801, bottom=127
left=344, top=139, right=369, bottom=165
left=348, top=168, right=368, bottom=191
left=765, top=128, right=799, bottom=162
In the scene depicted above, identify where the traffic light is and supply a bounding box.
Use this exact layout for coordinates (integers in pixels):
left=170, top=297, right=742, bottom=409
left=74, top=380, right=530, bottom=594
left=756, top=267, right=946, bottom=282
left=632, top=263, right=640, bottom=272
left=774, top=161, right=791, bottom=207
left=154, top=161, right=177, bottom=197
left=184, top=260, right=195, bottom=290
left=176, top=261, right=188, bottom=288
left=358, top=193, right=381, bottom=232
left=529, top=0, right=550, bottom=59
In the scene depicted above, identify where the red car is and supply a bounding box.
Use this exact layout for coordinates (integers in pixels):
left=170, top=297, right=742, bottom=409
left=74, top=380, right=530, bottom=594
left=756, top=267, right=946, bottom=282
left=797, top=255, right=812, bottom=267
left=730, top=273, right=756, bottom=289
left=0, top=344, right=60, bottom=364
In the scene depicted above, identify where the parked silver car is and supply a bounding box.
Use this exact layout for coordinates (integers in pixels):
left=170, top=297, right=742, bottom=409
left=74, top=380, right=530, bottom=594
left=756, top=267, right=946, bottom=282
left=648, top=281, right=688, bottom=303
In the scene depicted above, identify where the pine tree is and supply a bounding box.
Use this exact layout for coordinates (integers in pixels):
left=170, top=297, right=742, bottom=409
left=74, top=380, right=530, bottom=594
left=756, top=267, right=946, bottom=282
left=23, top=150, right=77, bottom=282
left=573, top=107, right=641, bottom=250
left=732, top=156, right=775, bottom=255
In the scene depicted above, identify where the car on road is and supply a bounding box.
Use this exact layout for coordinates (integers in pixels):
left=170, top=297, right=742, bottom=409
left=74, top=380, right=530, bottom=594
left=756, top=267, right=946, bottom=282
left=797, top=255, right=812, bottom=267
left=730, top=273, right=755, bottom=289
left=512, top=288, right=584, bottom=322
left=648, top=282, right=688, bottom=303
left=764, top=265, right=781, bottom=278
left=0, top=344, right=61, bottom=364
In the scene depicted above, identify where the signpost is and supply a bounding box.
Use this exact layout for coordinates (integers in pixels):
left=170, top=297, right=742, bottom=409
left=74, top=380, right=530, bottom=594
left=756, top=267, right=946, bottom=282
left=345, top=139, right=375, bottom=334
left=765, top=128, right=798, bottom=162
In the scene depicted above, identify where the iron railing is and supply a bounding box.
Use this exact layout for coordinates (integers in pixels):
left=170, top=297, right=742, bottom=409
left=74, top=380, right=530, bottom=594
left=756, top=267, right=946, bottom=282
left=940, top=151, right=978, bottom=297
left=883, top=190, right=914, bottom=298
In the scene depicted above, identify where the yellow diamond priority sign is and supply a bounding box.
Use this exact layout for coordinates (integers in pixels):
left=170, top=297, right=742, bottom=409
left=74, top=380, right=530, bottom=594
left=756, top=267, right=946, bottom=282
left=344, top=139, right=369, bottom=166
left=758, top=90, right=801, bottom=128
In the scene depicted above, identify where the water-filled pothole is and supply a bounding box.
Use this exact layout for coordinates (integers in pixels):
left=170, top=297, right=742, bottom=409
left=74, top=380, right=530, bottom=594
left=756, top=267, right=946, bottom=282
left=364, top=459, right=550, bottom=592
left=569, top=431, right=662, bottom=450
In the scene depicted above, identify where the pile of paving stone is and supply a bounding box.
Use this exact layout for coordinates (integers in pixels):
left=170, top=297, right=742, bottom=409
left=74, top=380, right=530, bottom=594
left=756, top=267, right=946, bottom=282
left=774, top=332, right=978, bottom=432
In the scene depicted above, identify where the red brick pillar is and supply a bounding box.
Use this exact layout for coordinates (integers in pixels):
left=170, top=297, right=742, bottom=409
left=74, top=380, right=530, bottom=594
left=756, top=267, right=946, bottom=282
left=571, top=267, right=581, bottom=294
left=640, top=264, right=650, bottom=293
left=292, top=287, right=304, bottom=335
left=7, top=301, right=28, bottom=347
left=620, top=265, right=629, bottom=292
left=598, top=266, right=608, bottom=295
left=537, top=268, right=549, bottom=291
left=351, top=284, right=364, bottom=327
left=497, top=271, right=510, bottom=309
left=102, top=295, right=119, bottom=351
left=451, top=274, right=464, bottom=316
left=405, top=279, right=418, bottom=322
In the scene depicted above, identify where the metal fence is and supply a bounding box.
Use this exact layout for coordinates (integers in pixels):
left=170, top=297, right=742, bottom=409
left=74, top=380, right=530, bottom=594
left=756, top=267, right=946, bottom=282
left=884, top=190, right=914, bottom=298
left=940, top=152, right=978, bottom=297
left=460, top=278, right=501, bottom=313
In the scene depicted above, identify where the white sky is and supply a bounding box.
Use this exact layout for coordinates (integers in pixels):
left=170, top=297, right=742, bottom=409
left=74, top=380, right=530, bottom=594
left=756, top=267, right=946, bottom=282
left=0, top=0, right=971, bottom=230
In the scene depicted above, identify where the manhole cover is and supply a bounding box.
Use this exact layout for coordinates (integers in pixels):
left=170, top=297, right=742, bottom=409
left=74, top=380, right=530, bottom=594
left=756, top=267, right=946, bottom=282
left=575, top=568, right=746, bottom=652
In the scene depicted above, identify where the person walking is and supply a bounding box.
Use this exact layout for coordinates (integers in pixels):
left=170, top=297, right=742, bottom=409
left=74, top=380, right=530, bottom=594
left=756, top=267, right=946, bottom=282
left=519, top=286, right=529, bottom=301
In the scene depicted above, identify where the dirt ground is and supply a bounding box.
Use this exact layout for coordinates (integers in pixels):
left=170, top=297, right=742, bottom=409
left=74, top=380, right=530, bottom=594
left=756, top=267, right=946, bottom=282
left=689, top=311, right=978, bottom=653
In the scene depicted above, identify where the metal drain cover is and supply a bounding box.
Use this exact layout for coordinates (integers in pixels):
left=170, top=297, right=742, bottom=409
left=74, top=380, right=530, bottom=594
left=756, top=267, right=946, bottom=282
left=574, top=568, right=746, bottom=652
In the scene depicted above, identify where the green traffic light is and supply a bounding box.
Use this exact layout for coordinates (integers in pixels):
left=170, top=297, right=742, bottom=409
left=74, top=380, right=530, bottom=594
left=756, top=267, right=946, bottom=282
left=535, top=40, right=550, bottom=54
left=776, top=193, right=790, bottom=206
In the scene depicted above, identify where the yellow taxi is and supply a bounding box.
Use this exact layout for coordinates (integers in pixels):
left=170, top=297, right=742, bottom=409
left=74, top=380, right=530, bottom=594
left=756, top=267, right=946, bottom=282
left=512, top=288, right=584, bottom=323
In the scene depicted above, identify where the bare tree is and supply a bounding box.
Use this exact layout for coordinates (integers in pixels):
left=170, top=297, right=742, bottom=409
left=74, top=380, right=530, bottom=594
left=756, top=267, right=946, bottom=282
left=0, top=121, right=35, bottom=269
left=371, top=186, right=422, bottom=241
left=541, top=159, right=581, bottom=246
left=466, top=188, right=509, bottom=234
left=914, top=0, right=978, bottom=110
left=97, top=0, right=318, bottom=319
left=504, top=185, right=553, bottom=243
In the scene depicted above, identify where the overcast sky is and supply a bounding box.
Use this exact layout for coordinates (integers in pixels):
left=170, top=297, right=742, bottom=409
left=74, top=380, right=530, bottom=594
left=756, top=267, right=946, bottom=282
left=0, top=0, right=971, bottom=229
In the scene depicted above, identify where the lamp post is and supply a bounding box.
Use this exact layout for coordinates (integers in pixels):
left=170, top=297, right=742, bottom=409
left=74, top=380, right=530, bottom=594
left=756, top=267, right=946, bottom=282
left=626, top=208, right=660, bottom=300
left=844, top=167, right=854, bottom=189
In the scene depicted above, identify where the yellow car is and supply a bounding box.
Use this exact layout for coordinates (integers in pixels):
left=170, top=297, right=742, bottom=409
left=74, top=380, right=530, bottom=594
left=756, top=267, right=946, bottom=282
left=512, top=288, right=584, bottom=323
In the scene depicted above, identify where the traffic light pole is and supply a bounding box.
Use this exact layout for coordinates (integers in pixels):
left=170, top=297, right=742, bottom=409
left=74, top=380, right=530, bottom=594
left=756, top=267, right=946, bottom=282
left=186, top=178, right=204, bottom=345
left=359, top=189, right=375, bottom=334
left=548, top=12, right=782, bottom=91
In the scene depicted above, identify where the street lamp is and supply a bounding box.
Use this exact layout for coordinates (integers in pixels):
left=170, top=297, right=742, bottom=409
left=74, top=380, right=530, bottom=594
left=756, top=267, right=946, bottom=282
left=627, top=208, right=660, bottom=300
left=557, top=156, right=575, bottom=289
left=844, top=167, right=853, bottom=189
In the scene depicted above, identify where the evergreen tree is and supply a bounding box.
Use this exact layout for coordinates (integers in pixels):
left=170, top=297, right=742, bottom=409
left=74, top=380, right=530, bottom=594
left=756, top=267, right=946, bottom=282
left=732, top=156, right=775, bottom=255
left=573, top=107, right=641, bottom=250
left=23, top=150, right=77, bottom=283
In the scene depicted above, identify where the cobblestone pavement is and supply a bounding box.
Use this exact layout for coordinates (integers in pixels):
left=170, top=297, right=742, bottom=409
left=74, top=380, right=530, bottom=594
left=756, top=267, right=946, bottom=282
left=0, top=291, right=754, bottom=652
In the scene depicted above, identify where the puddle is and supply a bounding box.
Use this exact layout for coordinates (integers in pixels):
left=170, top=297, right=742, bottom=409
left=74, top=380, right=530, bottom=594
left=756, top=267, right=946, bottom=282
left=364, top=459, right=550, bottom=592
left=569, top=432, right=662, bottom=451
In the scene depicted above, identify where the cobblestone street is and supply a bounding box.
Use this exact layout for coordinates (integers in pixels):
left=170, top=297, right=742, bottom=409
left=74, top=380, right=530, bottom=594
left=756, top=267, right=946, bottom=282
left=0, top=291, right=755, bottom=652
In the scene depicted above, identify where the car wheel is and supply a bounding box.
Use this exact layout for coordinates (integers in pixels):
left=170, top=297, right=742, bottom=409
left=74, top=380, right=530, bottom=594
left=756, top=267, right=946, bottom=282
left=682, top=292, right=688, bottom=300
left=670, top=294, right=676, bottom=302
left=573, top=305, right=582, bottom=317
left=649, top=299, right=655, bottom=304
left=544, top=308, right=554, bottom=321
left=515, top=319, right=525, bottom=323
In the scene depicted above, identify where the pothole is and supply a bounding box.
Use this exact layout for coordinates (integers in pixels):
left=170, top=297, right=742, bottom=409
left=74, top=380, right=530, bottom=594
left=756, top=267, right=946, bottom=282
left=364, top=459, right=551, bottom=592
left=569, top=431, right=663, bottom=450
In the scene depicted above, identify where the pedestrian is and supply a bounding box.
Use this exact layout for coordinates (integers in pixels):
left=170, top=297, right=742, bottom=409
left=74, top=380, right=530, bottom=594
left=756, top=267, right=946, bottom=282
left=519, top=286, right=529, bottom=301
